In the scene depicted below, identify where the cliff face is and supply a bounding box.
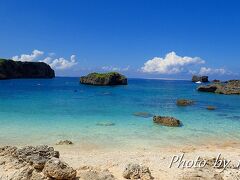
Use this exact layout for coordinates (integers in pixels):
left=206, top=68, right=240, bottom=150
left=80, top=72, right=127, bottom=86
left=0, top=59, right=55, bottom=80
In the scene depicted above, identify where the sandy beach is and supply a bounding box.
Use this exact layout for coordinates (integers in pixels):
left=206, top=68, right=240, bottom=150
left=47, top=142, right=240, bottom=179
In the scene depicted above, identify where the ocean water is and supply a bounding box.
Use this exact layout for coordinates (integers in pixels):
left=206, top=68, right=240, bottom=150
left=0, top=77, right=240, bottom=149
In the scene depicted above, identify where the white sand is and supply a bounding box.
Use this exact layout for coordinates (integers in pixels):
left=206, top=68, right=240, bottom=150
left=54, top=141, right=240, bottom=179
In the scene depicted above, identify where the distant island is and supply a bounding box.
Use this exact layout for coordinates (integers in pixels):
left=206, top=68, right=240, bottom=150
left=0, top=59, right=55, bottom=80
left=80, top=72, right=127, bottom=86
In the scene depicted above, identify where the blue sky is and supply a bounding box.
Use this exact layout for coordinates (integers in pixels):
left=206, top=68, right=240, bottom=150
left=0, top=0, right=239, bottom=79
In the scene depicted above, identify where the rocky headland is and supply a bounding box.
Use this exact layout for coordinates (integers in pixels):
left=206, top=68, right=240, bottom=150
left=80, top=72, right=127, bottom=86
left=197, top=80, right=240, bottom=95
left=192, top=75, right=209, bottom=82
left=0, top=59, right=55, bottom=80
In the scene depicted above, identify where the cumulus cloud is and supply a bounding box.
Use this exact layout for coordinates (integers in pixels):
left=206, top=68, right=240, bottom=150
left=102, top=65, right=130, bottom=72
left=12, top=50, right=78, bottom=70
left=141, top=51, right=205, bottom=74
left=199, top=67, right=227, bottom=75
left=12, top=50, right=44, bottom=62
left=45, top=55, right=77, bottom=70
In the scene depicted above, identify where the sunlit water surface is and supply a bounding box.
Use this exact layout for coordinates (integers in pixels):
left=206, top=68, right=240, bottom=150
left=0, top=78, right=239, bottom=149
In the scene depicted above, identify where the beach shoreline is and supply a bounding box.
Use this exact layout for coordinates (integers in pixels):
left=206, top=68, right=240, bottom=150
left=56, top=142, right=240, bottom=179
left=1, top=141, right=240, bottom=179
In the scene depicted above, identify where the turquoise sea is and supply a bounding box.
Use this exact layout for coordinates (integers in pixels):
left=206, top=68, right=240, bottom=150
left=0, top=77, right=240, bottom=149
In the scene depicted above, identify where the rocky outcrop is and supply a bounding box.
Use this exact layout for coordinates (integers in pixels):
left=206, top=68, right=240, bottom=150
left=80, top=72, right=127, bottom=86
left=153, top=116, right=181, bottom=127
left=198, top=84, right=219, bottom=92
left=176, top=99, right=194, bottom=106
left=43, top=158, right=76, bottom=179
left=0, top=145, right=76, bottom=180
left=198, top=80, right=240, bottom=95
left=123, top=163, right=153, bottom=180
left=212, top=79, right=221, bottom=83
left=192, top=75, right=209, bottom=82
left=0, top=59, right=55, bottom=80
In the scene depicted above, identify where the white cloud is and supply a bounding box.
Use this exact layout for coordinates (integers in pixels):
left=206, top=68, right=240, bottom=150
left=141, top=51, right=205, bottom=74
left=12, top=50, right=78, bottom=70
left=12, top=50, right=44, bottom=62
left=46, top=55, right=78, bottom=70
left=199, top=67, right=227, bottom=75
left=102, top=65, right=130, bottom=72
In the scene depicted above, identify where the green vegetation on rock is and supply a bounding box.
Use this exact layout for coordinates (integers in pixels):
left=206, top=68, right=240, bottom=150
left=0, top=59, right=55, bottom=80
left=80, top=72, right=127, bottom=86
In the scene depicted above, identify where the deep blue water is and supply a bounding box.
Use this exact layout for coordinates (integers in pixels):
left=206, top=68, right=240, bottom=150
left=0, top=77, right=239, bottom=148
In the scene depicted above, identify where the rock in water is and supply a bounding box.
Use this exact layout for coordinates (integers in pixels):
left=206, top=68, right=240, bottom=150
left=198, top=84, right=219, bottom=92
left=192, top=75, right=209, bottom=82
left=0, top=59, right=55, bottom=79
left=43, top=157, right=76, bottom=179
left=133, top=112, right=153, bottom=118
left=56, top=140, right=74, bottom=145
left=198, top=80, right=240, bottom=95
left=123, top=163, right=153, bottom=180
left=207, top=106, right=216, bottom=110
left=80, top=72, right=127, bottom=86
left=176, top=99, right=194, bottom=106
left=153, top=116, right=181, bottom=127
left=96, top=122, right=116, bottom=126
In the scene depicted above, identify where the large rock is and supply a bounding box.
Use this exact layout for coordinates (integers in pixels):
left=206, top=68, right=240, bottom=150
left=14, top=145, right=59, bottom=170
left=43, top=157, right=76, bottom=179
left=123, top=163, right=153, bottom=180
left=198, top=84, right=219, bottom=92
left=153, top=116, right=181, bottom=127
left=0, top=59, right=55, bottom=80
left=0, top=145, right=76, bottom=180
left=80, top=72, right=127, bottom=86
left=198, top=80, right=240, bottom=95
left=192, top=75, right=209, bottom=82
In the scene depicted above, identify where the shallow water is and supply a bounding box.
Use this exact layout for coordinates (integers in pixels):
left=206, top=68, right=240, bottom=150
left=0, top=77, right=239, bottom=149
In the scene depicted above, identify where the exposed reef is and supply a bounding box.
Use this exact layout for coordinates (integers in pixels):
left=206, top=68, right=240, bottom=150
left=198, top=80, right=240, bottom=95
left=153, top=116, right=181, bottom=127
left=176, top=99, right=194, bottom=106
